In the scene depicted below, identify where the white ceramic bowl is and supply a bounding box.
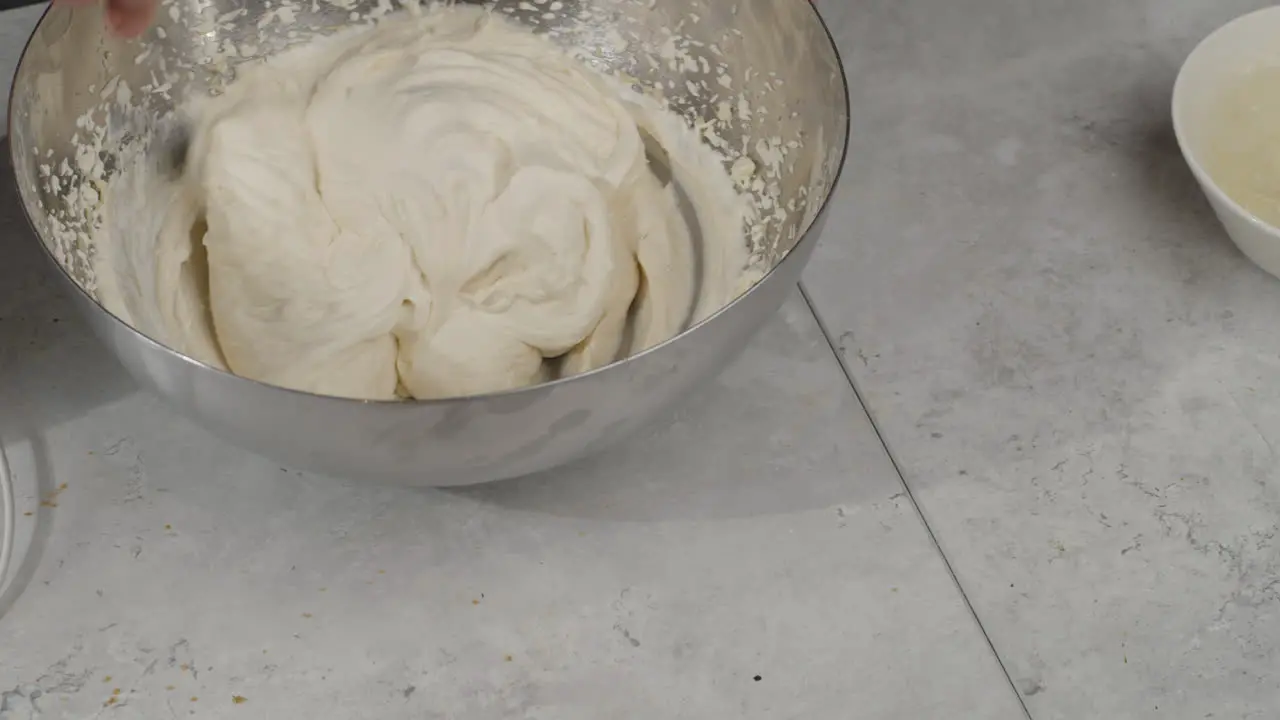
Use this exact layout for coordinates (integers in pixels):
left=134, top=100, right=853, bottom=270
left=1173, top=6, right=1280, bottom=279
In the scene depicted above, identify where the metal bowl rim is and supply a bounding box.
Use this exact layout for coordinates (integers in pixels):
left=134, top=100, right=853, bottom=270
left=6, top=2, right=851, bottom=408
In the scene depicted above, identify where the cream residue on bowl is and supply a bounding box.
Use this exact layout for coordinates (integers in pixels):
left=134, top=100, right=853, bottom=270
left=30, top=0, right=833, bottom=400
left=94, top=6, right=755, bottom=400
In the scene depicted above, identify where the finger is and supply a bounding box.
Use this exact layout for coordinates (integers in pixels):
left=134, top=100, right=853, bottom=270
left=106, top=0, right=156, bottom=37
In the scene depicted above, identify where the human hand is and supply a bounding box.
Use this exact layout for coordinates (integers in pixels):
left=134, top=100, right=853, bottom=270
left=54, top=0, right=157, bottom=38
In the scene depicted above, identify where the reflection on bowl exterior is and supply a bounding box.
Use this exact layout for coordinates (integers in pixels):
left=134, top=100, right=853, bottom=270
left=8, top=0, right=849, bottom=486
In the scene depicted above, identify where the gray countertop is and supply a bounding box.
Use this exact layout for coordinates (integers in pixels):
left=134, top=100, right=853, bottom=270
left=2, top=1, right=1278, bottom=718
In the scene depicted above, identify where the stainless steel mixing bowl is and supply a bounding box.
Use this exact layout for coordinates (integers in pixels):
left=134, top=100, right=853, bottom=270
left=7, top=0, right=848, bottom=486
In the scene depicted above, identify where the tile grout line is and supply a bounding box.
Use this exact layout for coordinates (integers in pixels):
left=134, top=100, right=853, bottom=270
left=797, top=281, right=1034, bottom=720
